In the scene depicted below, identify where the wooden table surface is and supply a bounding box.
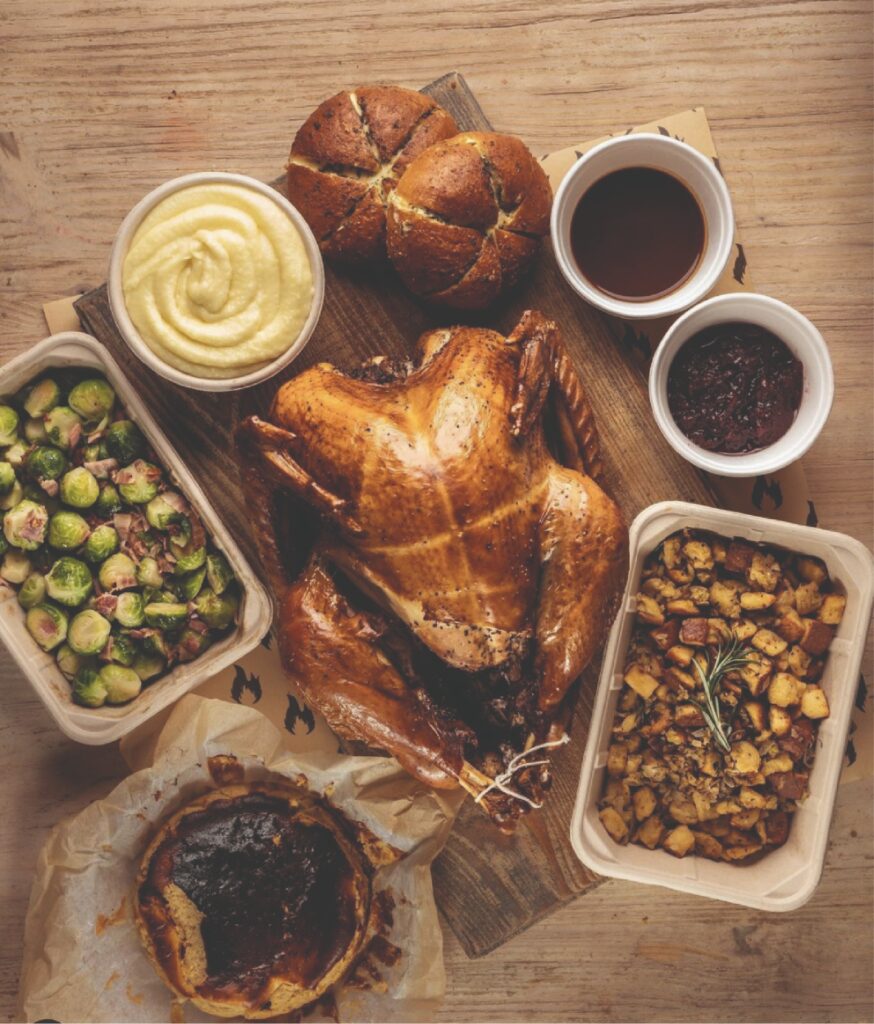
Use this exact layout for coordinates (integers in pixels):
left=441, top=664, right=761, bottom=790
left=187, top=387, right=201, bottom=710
left=1, top=2, right=872, bottom=1021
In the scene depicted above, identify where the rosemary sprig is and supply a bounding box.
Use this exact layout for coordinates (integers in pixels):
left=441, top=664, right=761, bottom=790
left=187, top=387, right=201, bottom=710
left=691, top=637, right=754, bottom=753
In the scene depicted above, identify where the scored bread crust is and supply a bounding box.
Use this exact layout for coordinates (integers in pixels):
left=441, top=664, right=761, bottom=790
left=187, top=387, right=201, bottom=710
left=286, top=85, right=458, bottom=264
left=134, top=783, right=375, bottom=1020
left=386, top=131, right=553, bottom=309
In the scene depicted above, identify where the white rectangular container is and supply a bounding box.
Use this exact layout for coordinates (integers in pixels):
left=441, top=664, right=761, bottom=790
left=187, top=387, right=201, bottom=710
left=571, top=500, right=874, bottom=912
left=0, top=332, right=273, bottom=744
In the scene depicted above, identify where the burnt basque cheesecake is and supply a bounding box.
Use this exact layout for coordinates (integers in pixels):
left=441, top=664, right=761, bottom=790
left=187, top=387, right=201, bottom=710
left=135, top=784, right=374, bottom=1019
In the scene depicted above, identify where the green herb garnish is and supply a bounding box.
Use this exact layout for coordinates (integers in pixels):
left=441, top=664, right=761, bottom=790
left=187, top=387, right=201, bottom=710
left=691, top=637, right=754, bottom=752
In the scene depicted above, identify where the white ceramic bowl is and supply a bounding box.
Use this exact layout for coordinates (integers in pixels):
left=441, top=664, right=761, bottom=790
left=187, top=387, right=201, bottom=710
left=649, top=292, right=834, bottom=477
left=571, top=501, right=874, bottom=912
left=108, top=172, right=325, bottom=392
left=551, top=133, right=735, bottom=320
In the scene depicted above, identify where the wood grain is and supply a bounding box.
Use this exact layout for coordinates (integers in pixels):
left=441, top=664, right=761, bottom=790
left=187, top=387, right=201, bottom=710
left=1, top=1, right=871, bottom=1020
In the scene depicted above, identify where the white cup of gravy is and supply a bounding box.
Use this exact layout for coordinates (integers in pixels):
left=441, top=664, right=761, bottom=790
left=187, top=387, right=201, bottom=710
left=550, top=133, right=735, bottom=320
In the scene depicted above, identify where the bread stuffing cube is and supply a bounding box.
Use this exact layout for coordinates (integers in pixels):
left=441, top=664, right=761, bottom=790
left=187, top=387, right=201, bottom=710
left=795, top=582, right=823, bottom=616
left=733, top=618, right=759, bottom=641
left=662, top=824, right=696, bottom=857
left=623, top=663, right=660, bottom=699
left=607, top=743, right=628, bottom=777
left=740, top=591, right=777, bottom=611
left=752, top=628, right=788, bottom=657
left=819, top=593, right=846, bottom=625
left=725, top=539, right=756, bottom=574
left=769, top=705, right=793, bottom=736
left=666, top=644, right=694, bottom=666
left=636, top=593, right=664, bottom=625
left=683, top=539, right=714, bottom=571
left=633, top=786, right=657, bottom=821
left=762, top=753, right=794, bottom=776
left=636, top=814, right=664, bottom=849
left=666, top=598, right=700, bottom=617
left=768, top=672, right=803, bottom=707
left=694, top=831, right=725, bottom=860
left=801, top=685, right=830, bottom=720
left=679, top=617, right=709, bottom=645
left=747, top=552, right=781, bottom=592
left=727, top=741, right=761, bottom=775
left=796, top=555, right=827, bottom=584
left=710, top=579, right=743, bottom=618
left=800, top=618, right=834, bottom=655
left=739, top=786, right=768, bottom=809
left=650, top=619, right=680, bottom=650
left=599, top=806, right=629, bottom=843
left=776, top=608, right=805, bottom=644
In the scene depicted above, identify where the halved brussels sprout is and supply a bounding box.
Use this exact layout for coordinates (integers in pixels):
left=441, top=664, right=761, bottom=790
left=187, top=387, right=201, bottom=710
left=82, top=441, right=109, bottom=463
left=48, top=511, right=91, bottom=550
left=72, top=668, right=108, bottom=708
left=0, top=406, right=19, bottom=447
left=114, top=591, right=145, bottom=628
left=176, top=626, right=212, bottom=663
left=26, top=445, right=67, bottom=483
left=24, top=418, right=48, bottom=443
left=173, top=546, right=206, bottom=576
left=4, top=442, right=27, bottom=469
left=67, top=609, right=112, bottom=655
left=23, top=378, right=60, bottom=418
left=135, top=556, right=163, bottom=589
left=68, top=378, right=115, bottom=427
left=56, top=642, right=95, bottom=681
left=45, top=406, right=82, bottom=450
left=0, top=462, right=15, bottom=497
left=3, top=499, right=48, bottom=550
left=105, top=420, right=146, bottom=465
left=45, top=556, right=92, bottom=607
left=0, top=549, right=31, bottom=584
left=194, top=586, right=239, bottom=629
left=107, top=632, right=137, bottom=666
left=98, top=552, right=137, bottom=592
left=59, top=467, right=99, bottom=509
left=0, top=479, right=23, bottom=511
left=176, top=565, right=207, bottom=602
left=145, top=493, right=183, bottom=531
left=117, top=460, right=161, bottom=504
left=143, top=602, right=188, bottom=630
left=206, top=552, right=235, bottom=595
left=25, top=602, right=68, bottom=651
left=17, top=572, right=46, bottom=610
left=142, top=631, right=169, bottom=658
left=132, top=651, right=166, bottom=682
left=96, top=482, right=123, bottom=517
left=83, top=524, right=119, bottom=564
left=99, top=663, right=142, bottom=704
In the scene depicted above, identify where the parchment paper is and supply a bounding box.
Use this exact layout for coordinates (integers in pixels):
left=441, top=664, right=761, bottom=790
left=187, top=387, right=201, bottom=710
left=19, top=694, right=460, bottom=1024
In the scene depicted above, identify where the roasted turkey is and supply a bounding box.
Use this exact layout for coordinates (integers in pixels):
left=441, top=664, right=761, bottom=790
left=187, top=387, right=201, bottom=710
left=238, top=310, right=627, bottom=828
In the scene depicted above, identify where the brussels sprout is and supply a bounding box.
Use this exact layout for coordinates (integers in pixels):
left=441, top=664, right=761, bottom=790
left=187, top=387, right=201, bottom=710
left=23, top=378, right=60, bottom=418
left=206, top=552, right=235, bottom=595
left=0, top=549, right=31, bottom=584
left=132, top=651, right=166, bottom=682
left=98, top=552, right=137, bottom=591
left=99, top=663, right=142, bottom=704
left=72, top=668, right=108, bottom=708
left=142, top=631, right=169, bottom=658
left=48, top=511, right=90, bottom=551
left=82, top=441, right=109, bottom=463
left=0, top=479, right=23, bottom=511
left=0, top=532, right=7, bottom=557
left=56, top=642, right=95, bottom=681
left=17, top=572, right=46, bottom=609
left=143, top=602, right=188, bottom=630
left=170, top=516, right=192, bottom=550
left=45, top=406, right=82, bottom=450
left=105, top=420, right=146, bottom=464
left=45, top=556, right=92, bottom=607
left=194, top=586, right=239, bottom=629
left=83, top=524, right=119, bottom=563
left=25, top=602, right=68, bottom=651
left=0, top=462, right=15, bottom=497
left=3, top=499, right=48, bottom=550
left=67, top=609, right=112, bottom=655
left=96, top=482, right=123, bottom=517
left=68, top=378, right=115, bottom=427
left=26, top=446, right=67, bottom=483
left=4, top=442, right=28, bottom=469
left=117, top=460, right=161, bottom=504
left=135, top=556, right=163, bottom=588
left=145, top=494, right=183, bottom=531
left=114, top=590, right=145, bottom=628
left=0, top=405, right=19, bottom=447
left=176, top=626, right=212, bottom=663
left=107, top=632, right=137, bottom=667
left=173, top=546, right=206, bottom=576
left=23, top=418, right=48, bottom=443
left=176, top=566, right=206, bottom=602
left=59, top=467, right=99, bottom=509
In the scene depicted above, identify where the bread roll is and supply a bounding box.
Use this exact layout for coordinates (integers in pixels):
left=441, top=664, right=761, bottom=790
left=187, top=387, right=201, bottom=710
left=386, top=131, right=552, bottom=309
left=286, top=86, right=458, bottom=264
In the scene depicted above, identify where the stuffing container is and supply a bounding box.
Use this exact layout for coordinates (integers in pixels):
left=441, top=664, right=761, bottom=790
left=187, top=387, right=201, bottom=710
left=571, top=500, right=874, bottom=912
left=0, top=332, right=272, bottom=744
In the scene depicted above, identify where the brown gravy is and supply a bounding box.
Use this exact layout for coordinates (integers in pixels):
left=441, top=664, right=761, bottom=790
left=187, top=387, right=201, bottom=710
left=570, top=166, right=705, bottom=301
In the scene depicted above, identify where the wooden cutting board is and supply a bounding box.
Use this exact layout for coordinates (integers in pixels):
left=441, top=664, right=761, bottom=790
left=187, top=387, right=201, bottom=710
left=75, top=72, right=716, bottom=958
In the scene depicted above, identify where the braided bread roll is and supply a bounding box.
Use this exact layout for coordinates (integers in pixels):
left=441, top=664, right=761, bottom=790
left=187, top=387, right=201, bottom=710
left=386, top=131, right=552, bottom=309
left=286, top=86, right=458, bottom=264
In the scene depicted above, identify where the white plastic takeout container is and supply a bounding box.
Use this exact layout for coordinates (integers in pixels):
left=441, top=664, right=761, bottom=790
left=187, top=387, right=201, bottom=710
left=108, top=171, right=325, bottom=393
left=571, top=501, right=874, bottom=913
left=0, top=332, right=273, bottom=744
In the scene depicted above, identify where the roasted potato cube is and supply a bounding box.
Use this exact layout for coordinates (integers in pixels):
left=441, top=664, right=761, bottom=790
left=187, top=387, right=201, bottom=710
left=752, top=628, right=788, bottom=657
left=762, top=810, right=790, bottom=846
left=716, top=799, right=742, bottom=815
left=774, top=584, right=795, bottom=615
left=800, top=618, right=834, bottom=655
left=694, top=831, right=725, bottom=860
left=786, top=644, right=812, bottom=679
left=776, top=608, right=806, bottom=644
left=692, top=791, right=717, bottom=821
left=666, top=598, right=700, bottom=617
left=661, top=536, right=681, bottom=568
left=762, top=753, right=794, bottom=776
left=663, top=824, right=696, bottom=857
left=684, top=539, right=714, bottom=570
left=733, top=618, right=759, bottom=641
left=740, top=591, right=777, bottom=611
left=748, top=552, right=781, bottom=593
left=769, top=705, right=793, bottom=736
left=633, top=786, right=658, bottom=821
left=739, top=786, right=769, bottom=809
left=626, top=753, right=643, bottom=775
left=707, top=618, right=733, bottom=644
left=725, top=539, right=756, bottom=574
left=710, top=579, right=743, bottom=618
left=740, top=652, right=773, bottom=696
left=666, top=644, right=694, bottom=666
left=689, top=584, right=710, bottom=606
left=767, top=770, right=809, bottom=801
left=640, top=752, right=667, bottom=783
left=669, top=797, right=699, bottom=825
left=819, top=593, right=846, bottom=626
left=728, top=741, right=761, bottom=776
left=744, top=701, right=766, bottom=732
left=795, top=582, right=823, bottom=616
left=649, top=619, right=680, bottom=650
left=731, top=808, right=761, bottom=829
left=607, top=743, right=629, bottom=777
left=599, top=806, right=629, bottom=843
left=712, top=538, right=727, bottom=563
left=619, top=711, right=640, bottom=733
left=796, top=555, right=827, bottom=584
left=603, top=778, right=631, bottom=810
left=679, top=617, right=709, bottom=646
left=624, top=663, right=660, bottom=699
left=636, top=814, right=664, bottom=849
left=724, top=839, right=763, bottom=861
left=668, top=563, right=695, bottom=585
left=636, top=593, right=664, bottom=625
left=675, top=703, right=705, bottom=728
left=768, top=672, right=804, bottom=708
left=801, top=685, right=830, bottom=720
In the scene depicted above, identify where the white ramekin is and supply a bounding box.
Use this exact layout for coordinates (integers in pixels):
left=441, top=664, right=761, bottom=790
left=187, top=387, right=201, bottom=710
left=649, top=292, right=834, bottom=478
left=108, top=172, right=325, bottom=392
left=551, top=133, right=735, bottom=320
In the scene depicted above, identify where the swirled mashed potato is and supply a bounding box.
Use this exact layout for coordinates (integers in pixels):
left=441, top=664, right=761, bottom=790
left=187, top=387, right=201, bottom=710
left=122, top=183, right=313, bottom=379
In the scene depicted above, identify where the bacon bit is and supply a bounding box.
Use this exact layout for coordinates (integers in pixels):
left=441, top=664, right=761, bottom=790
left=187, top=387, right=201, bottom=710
left=113, top=513, right=133, bottom=540
left=188, top=617, right=209, bottom=633
left=39, top=478, right=59, bottom=497
left=126, top=627, right=158, bottom=641
left=84, top=457, right=118, bottom=479
left=20, top=506, right=48, bottom=543
left=69, top=423, right=82, bottom=449
left=162, top=491, right=188, bottom=515
left=94, top=593, right=118, bottom=618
